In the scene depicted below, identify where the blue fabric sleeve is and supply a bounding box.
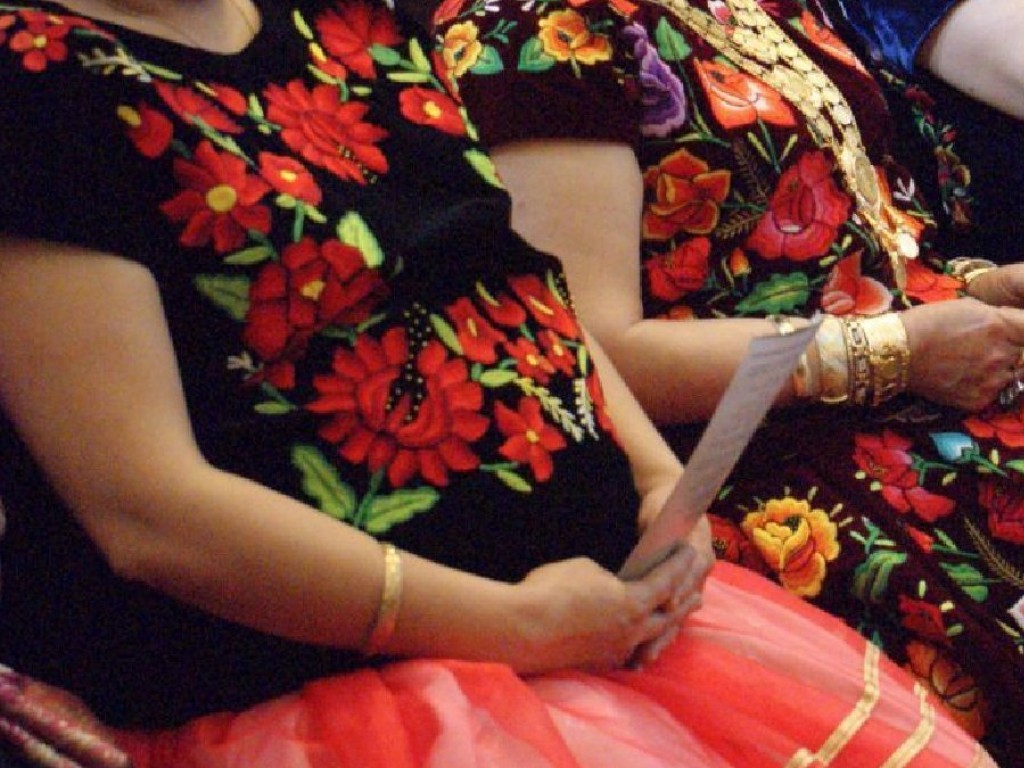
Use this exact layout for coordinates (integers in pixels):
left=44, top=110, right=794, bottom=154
left=833, top=0, right=961, bottom=73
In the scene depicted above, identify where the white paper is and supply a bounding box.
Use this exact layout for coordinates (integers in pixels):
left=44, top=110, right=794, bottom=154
left=619, top=314, right=824, bottom=580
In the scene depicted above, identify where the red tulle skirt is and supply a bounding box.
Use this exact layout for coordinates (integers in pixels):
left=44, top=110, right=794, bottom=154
left=117, top=563, right=995, bottom=768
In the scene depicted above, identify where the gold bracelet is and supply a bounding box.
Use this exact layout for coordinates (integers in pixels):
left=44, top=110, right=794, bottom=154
left=861, top=312, right=910, bottom=406
left=365, top=542, right=403, bottom=656
left=946, top=257, right=998, bottom=292
left=815, top=315, right=849, bottom=404
left=841, top=317, right=872, bottom=406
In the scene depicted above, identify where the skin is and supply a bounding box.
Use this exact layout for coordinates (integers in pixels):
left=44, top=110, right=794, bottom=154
left=919, top=0, right=1024, bottom=122
left=489, top=139, right=1024, bottom=424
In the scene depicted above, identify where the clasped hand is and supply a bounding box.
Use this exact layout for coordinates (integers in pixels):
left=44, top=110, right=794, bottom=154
left=902, top=278, right=1024, bottom=411
left=515, top=540, right=711, bottom=675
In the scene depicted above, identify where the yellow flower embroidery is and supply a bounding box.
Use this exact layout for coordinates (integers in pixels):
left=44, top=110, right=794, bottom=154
left=537, top=10, right=612, bottom=66
left=442, top=21, right=483, bottom=79
left=741, top=496, right=839, bottom=597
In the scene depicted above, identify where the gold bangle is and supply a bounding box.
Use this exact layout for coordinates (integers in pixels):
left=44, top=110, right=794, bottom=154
left=841, top=317, right=872, bottom=406
left=365, top=542, right=403, bottom=656
left=815, top=315, right=849, bottom=404
left=861, top=312, right=910, bottom=406
left=768, top=315, right=817, bottom=399
left=946, top=257, right=997, bottom=291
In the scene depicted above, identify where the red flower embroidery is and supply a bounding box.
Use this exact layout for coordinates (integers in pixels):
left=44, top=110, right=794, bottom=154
left=586, top=369, right=615, bottom=435
left=207, top=83, right=248, bottom=116
left=905, top=525, right=934, bottom=554
left=964, top=407, right=1024, bottom=449
left=505, top=337, right=557, bottom=385
left=399, top=87, right=466, bottom=136
left=747, top=151, right=851, bottom=262
left=902, top=258, right=962, bottom=304
left=904, top=641, right=988, bottom=739
left=309, top=331, right=489, bottom=488
left=316, top=1, right=402, bottom=80
left=446, top=297, right=507, bottom=364
left=694, top=59, right=796, bottom=131
left=0, top=14, right=16, bottom=46
left=642, top=147, right=731, bottom=240
left=898, top=595, right=950, bottom=647
left=160, top=140, right=272, bottom=252
left=264, top=81, right=389, bottom=184
left=155, top=82, right=243, bottom=134
left=479, top=288, right=528, bottom=328
left=644, top=237, right=711, bottom=302
left=508, top=274, right=579, bottom=339
left=820, top=251, right=892, bottom=315
left=119, top=102, right=174, bottom=159
left=709, top=513, right=769, bottom=575
left=798, top=10, right=863, bottom=71
left=977, top=478, right=1024, bottom=545
left=9, top=11, right=69, bottom=72
left=258, top=152, right=323, bottom=206
left=538, top=330, right=575, bottom=377
left=496, top=397, right=567, bottom=482
left=853, top=430, right=955, bottom=522
left=243, top=236, right=388, bottom=387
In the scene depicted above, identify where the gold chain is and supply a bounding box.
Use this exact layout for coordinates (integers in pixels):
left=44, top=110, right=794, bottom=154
left=645, top=0, right=918, bottom=289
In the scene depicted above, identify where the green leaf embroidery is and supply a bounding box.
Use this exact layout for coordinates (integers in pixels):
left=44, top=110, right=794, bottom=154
left=471, top=45, right=505, bottom=75
left=194, top=274, right=250, bottom=321
left=431, top=313, right=463, bottom=355
left=408, top=38, right=431, bottom=73
left=465, top=149, right=503, bottom=188
left=292, top=445, right=358, bottom=522
left=495, top=468, right=532, bottom=493
left=369, top=43, right=402, bottom=66
left=518, top=37, right=556, bottom=73
left=255, top=401, right=295, bottom=415
left=654, top=16, right=691, bottom=61
left=852, top=549, right=907, bottom=603
left=734, top=271, right=810, bottom=315
left=364, top=487, right=440, bottom=534
left=336, top=211, right=384, bottom=268
left=388, top=71, right=434, bottom=84
left=479, top=369, right=519, bottom=387
left=939, top=562, right=990, bottom=602
left=224, top=245, right=274, bottom=266
left=1004, top=459, right=1024, bottom=475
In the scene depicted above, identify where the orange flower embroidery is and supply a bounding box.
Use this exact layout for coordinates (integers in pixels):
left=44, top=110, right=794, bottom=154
left=441, top=21, right=483, bottom=80
left=694, top=59, right=796, bottom=131
left=537, top=9, right=612, bottom=66
left=642, top=147, right=731, bottom=239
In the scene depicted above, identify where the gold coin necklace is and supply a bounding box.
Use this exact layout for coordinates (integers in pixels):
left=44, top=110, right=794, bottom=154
left=644, top=0, right=919, bottom=289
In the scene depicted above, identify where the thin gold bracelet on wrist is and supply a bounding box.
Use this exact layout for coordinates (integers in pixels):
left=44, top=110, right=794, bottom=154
left=841, top=317, right=872, bottom=406
left=365, top=542, right=403, bottom=656
left=816, top=315, right=849, bottom=404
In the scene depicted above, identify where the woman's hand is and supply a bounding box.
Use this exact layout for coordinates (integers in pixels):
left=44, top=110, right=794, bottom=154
left=900, top=297, right=1024, bottom=410
left=511, top=545, right=703, bottom=674
left=966, top=263, right=1024, bottom=308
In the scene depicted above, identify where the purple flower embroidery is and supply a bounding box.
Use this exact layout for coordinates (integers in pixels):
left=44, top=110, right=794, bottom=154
left=623, top=22, right=687, bottom=138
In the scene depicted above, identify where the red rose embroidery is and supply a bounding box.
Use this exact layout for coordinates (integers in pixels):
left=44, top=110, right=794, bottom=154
left=399, top=87, right=466, bottom=136
left=644, top=237, right=711, bottom=302
left=964, top=407, right=1024, bottom=449
left=496, top=397, right=567, bottom=482
left=445, top=297, right=507, bottom=364
left=309, top=331, right=488, bottom=488
left=243, top=236, right=388, bottom=388
left=160, top=140, right=272, bottom=252
left=903, top=258, right=961, bottom=304
left=978, top=478, right=1024, bottom=545
left=820, top=251, right=892, bottom=315
left=898, top=595, right=950, bottom=647
left=315, top=1, right=402, bottom=80
left=642, top=148, right=731, bottom=240
left=264, top=80, right=389, bottom=184
left=853, top=430, right=955, bottom=522
left=746, top=150, right=851, bottom=262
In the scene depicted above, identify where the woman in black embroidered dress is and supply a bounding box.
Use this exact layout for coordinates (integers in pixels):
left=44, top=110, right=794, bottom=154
left=0, top=0, right=997, bottom=765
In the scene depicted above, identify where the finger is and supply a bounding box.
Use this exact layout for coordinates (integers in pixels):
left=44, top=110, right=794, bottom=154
left=635, top=544, right=697, bottom=611
left=632, top=624, right=680, bottom=668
